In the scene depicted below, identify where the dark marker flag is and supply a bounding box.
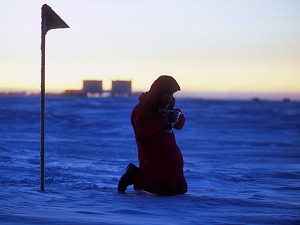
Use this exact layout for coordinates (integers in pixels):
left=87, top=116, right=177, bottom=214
left=42, top=4, right=70, bottom=35
left=40, top=4, right=69, bottom=191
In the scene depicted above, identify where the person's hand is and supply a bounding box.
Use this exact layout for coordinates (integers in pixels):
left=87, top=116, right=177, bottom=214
left=165, top=110, right=181, bottom=124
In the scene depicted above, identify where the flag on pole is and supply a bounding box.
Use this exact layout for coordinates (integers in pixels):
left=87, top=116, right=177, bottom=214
left=42, top=4, right=70, bottom=36
left=40, top=4, right=69, bottom=191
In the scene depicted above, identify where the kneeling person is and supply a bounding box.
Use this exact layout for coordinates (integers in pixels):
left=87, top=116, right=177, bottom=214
left=118, top=75, right=187, bottom=196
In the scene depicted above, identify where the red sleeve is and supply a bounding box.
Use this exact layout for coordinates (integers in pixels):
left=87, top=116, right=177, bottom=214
left=131, top=104, right=168, bottom=138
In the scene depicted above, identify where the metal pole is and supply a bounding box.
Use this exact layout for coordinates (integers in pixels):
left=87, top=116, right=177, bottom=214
left=40, top=4, right=69, bottom=191
left=40, top=34, right=46, bottom=191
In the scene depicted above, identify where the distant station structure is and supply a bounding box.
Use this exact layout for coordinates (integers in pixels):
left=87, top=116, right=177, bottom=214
left=64, top=80, right=103, bottom=97
left=82, top=80, right=103, bottom=94
left=63, top=79, right=132, bottom=97
left=111, top=80, right=132, bottom=97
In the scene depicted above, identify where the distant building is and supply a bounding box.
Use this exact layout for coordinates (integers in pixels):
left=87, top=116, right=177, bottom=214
left=63, top=89, right=86, bottom=97
left=111, top=80, right=132, bottom=97
left=82, top=80, right=103, bottom=94
left=63, top=79, right=132, bottom=97
left=63, top=80, right=103, bottom=97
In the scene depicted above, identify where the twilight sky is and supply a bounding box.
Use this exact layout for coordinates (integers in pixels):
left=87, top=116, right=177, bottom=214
left=0, top=0, right=299, bottom=99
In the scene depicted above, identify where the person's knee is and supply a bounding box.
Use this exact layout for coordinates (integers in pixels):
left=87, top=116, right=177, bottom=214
left=177, top=185, right=187, bottom=194
left=156, top=180, right=177, bottom=196
left=158, top=188, right=177, bottom=196
left=176, top=177, right=188, bottom=194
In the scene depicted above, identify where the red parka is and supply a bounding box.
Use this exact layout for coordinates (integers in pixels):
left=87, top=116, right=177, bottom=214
left=131, top=76, right=185, bottom=180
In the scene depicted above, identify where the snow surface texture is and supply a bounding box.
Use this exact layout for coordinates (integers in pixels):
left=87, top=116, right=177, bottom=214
left=0, top=96, right=299, bottom=225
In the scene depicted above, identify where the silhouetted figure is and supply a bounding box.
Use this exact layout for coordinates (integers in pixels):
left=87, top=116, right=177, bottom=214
left=118, top=75, right=187, bottom=196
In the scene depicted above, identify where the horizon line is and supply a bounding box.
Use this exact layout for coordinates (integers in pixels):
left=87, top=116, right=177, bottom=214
left=1, top=89, right=299, bottom=101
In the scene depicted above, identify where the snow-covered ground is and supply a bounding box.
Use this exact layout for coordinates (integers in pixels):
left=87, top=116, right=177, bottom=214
left=0, top=96, right=299, bottom=224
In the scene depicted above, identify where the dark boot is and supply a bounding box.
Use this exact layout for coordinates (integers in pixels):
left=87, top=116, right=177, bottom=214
left=118, top=163, right=139, bottom=192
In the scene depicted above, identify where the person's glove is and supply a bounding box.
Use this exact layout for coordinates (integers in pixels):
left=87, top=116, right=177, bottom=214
left=165, top=110, right=181, bottom=124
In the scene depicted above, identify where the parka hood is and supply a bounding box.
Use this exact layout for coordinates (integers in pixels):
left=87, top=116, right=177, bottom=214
left=138, top=75, right=180, bottom=106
